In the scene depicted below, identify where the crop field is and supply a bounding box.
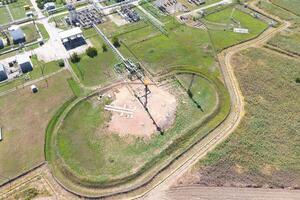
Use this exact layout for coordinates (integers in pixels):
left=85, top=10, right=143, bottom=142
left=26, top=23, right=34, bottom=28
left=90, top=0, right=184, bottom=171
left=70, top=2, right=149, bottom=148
left=70, top=28, right=118, bottom=87
left=0, top=71, right=73, bottom=185
left=255, top=1, right=300, bottom=54
left=270, top=0, right=300, bottom=16
left=204, top=6, right=268, bottom=50
left=256, top=0, right=299, bottom=22
left=8, top=0, right=34, bottom=20
left=182, top=48, right=300, bottom=188
left=0, top=6, right=12, bottom=25
left=0, top=56, right=63, bottom=94
left=267, top=32, right=300, bottom=55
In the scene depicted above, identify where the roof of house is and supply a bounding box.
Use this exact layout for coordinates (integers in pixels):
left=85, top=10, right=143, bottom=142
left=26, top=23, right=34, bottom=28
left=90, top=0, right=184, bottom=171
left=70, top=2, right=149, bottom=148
left=0, top=64, right=5, bottom=71
left=10, top=28, right=25, bottom=40
left=44, top=2, right=56, bottom=7
left=59, top=27, right=83, bottom=40
left=16, top=54, right=31, bottom=64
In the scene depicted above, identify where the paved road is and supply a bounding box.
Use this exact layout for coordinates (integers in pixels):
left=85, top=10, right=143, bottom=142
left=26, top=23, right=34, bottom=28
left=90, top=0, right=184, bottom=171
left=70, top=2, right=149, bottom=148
left=165, top=186, right=300, bottom=200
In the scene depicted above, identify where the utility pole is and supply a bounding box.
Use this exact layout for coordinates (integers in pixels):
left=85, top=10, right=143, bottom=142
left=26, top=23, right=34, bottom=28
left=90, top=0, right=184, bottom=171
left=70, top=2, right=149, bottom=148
left=143, top=79, right=149, bottom=109
left=40, top=63, right=48, bottom=88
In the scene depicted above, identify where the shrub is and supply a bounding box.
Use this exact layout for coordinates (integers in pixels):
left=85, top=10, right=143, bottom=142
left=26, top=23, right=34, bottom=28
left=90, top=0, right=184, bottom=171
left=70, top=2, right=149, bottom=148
left=86, top=47, right=98, bottom=58
left=113, top=37, right=121, bottom=48
left=296, top=78, right=300, bottom=83
left=58, top=59, right=65, bottom=67
left=70, top=53, right=80, bottom=63
left=102, top=44, right=107, bottom=52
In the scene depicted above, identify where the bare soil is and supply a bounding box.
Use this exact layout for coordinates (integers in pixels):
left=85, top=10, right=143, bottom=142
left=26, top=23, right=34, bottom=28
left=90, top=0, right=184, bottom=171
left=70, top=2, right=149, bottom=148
left=107, top=84, right=177, bottom=138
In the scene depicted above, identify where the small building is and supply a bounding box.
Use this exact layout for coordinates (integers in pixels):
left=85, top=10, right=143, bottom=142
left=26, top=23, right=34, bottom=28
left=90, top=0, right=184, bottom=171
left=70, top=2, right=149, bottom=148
left=59, top=27, right=83, bottom=43
left=17, top=54, right=33, bottom=74
left=24, top=5, right=31, bottom=10
left=31, top=85, right=38, bottom=93
left=26, top=11, right=34, bottom=17
left=59, top=27, right=85, bottom=50
left=10, top=28, right=26, bottom=45
left=44, top=2, right=56, bottom=11
left=0, top=64, right=8, bottom=82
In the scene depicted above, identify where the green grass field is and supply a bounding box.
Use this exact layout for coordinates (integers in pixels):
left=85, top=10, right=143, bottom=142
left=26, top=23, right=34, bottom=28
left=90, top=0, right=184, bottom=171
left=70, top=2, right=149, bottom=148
left=45, top=5, right=267, bottom=193
left=37, top=23, right=50, bottom=41
left=56, top=75, right=219, bottom=181
left=47, top=67, right=230, bottom=191
left=115, top=21, right=218, bottom=74
left=0, top=71, right=73, bottom=184
left=70, top=28, right=118, bottom=87
left=8, top=0, right=34, bottom=20
left=22, top=23, right=40, bottom=42
left=189, top=48, right=300, bottom=188
left=95, top=8, right=267, bottom=75
left=204, top=6, right=268, bottom=50
left=0, top=6, right=12, bottom=25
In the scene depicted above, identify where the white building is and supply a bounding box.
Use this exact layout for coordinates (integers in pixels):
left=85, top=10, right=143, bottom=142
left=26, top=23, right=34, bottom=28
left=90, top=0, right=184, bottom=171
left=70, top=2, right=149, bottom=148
left=44, top=2, right=56, bottom=11
left=16, top=54, right=33, bottom=74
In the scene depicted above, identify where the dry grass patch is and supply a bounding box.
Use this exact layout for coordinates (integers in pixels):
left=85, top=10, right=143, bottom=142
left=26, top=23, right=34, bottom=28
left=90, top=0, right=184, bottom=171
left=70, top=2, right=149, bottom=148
left=0, top=71, right=73, bottom=184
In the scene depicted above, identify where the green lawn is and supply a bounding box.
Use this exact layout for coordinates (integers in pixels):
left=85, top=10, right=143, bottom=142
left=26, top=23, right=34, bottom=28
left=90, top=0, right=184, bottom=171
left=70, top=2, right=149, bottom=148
left=204, top=6, right=268, bottom=50
left=22, top=23, right=40, bottom=42
left=67, top=78, right=85, bottom=97
left=116, top=21, right=218, bottom=74
left=191, top=48, right=300, bottom=188
left=0, top=6, right=12, bottom=25
left=55, top=73, right=221, bottom=184
left=8, top=0, right=34, bottom=20
left=37, top=23, right=50, bottom=41
left=70, top=28, right=118, bottom=87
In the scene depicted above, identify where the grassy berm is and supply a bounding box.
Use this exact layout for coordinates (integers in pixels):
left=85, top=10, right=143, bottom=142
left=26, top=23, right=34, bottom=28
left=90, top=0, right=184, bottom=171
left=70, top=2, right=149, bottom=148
left=180, top=48, right=300, bottom=189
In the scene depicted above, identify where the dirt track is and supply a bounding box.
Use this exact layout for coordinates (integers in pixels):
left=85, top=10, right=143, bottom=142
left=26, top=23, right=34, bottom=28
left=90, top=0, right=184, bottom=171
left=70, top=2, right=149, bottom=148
left=0, top=1, right=295, bottom=199
left=165, top=186, right=300, bottom=200
left=139, top=1, right=292, bottom=200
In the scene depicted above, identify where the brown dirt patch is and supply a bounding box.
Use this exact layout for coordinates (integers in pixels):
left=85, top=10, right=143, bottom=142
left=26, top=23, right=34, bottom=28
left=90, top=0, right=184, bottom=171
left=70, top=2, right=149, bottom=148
left=107, top=84, right=177, bottom=138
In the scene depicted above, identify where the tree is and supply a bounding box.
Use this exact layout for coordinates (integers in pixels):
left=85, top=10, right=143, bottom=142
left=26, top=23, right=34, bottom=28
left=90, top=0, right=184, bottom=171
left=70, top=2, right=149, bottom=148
left=70, top=53, right=80, bottom=63
left=86, top=47, right=98, bottom=58
left=102, top=44, right=107, bottom=52
left=296, top=78, right=300, bottom=83
left=58, top=59, right=65, bottom=67
left=113, top=37, right=121, bottom=48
